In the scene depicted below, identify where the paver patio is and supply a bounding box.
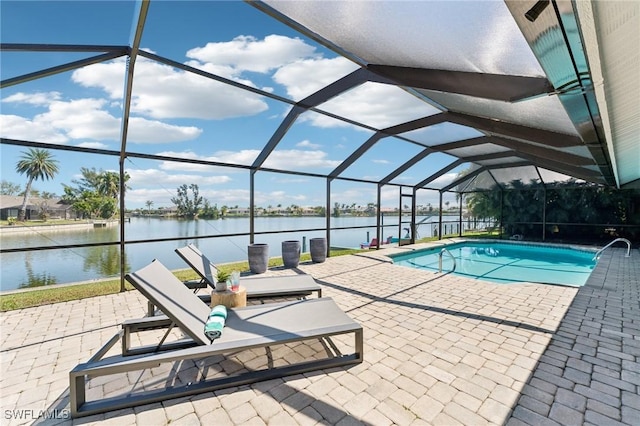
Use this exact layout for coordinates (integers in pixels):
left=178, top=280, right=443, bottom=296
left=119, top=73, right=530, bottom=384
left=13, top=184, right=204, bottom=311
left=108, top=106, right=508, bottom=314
left=1, top=245, right=638, bottom=425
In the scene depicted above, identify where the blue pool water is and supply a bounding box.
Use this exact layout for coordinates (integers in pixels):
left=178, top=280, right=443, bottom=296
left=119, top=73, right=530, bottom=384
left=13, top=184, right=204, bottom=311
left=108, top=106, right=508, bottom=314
left=391, top=241, right=597, bottom=286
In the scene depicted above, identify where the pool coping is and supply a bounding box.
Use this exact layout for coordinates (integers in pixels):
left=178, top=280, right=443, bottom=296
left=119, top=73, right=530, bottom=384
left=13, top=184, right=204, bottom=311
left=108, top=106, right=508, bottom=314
left=360, top=238, right=602, bottom=288
left=361, top=238, right=600, bottom=261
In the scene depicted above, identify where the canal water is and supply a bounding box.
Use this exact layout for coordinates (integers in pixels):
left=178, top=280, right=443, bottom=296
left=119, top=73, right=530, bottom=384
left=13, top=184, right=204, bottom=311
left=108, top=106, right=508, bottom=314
left=1, top=215, right=450, bottom=290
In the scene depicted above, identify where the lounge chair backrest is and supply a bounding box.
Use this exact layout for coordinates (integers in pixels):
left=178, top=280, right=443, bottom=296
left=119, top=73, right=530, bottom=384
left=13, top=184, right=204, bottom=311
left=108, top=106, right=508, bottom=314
left=175, top=244, right=218, bottom=287
left=125, top=259, right=210, bottom=345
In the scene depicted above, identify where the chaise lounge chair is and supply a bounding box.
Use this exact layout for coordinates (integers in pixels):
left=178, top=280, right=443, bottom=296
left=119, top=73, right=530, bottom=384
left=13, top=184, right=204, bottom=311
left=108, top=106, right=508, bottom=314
left=69, top=259, right=363, bottom=418
left=359, top=236, right=393, bottom=249
left=167, top=244, right=321, bottom=315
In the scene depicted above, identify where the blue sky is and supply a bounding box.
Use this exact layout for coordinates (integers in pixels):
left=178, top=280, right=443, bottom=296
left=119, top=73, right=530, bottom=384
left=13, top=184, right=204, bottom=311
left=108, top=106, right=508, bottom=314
left=1, top=1, right=467, bottom=210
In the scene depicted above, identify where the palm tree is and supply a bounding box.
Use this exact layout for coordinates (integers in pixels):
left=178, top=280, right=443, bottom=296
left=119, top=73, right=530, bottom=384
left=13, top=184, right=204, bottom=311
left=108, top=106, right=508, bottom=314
left=97, top=171, right=130, bottom=200
left=15, top=148, right=59, bottom=221
left=145, top=200, right=154, bottom=215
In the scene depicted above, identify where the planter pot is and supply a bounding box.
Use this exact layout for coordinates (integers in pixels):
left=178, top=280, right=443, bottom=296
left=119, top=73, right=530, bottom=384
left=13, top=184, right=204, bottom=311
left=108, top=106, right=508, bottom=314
left=248, top=243, right=269, bottom=274
left=310, top=237, right=327, bottom=263
left=214, top=280, right=228, bottom=292
left=281, top=240, right=301, bottom=268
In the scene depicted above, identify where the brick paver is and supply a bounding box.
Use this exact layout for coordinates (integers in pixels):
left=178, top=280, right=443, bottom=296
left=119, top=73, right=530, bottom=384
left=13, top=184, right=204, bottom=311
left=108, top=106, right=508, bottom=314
left=0, top=245, right=638, bottom=425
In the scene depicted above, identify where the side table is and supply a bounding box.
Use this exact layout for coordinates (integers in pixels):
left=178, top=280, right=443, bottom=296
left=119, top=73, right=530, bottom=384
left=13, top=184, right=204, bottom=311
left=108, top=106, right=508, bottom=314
left=210, top=285, right=247, bottom=309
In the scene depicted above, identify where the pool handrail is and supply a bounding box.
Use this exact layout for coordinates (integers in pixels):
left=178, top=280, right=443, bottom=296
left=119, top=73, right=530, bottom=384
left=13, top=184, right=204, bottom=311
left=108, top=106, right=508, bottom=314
left=438, top=248, right=457, bottom=273
left=593, top=238, right=631, bottom=260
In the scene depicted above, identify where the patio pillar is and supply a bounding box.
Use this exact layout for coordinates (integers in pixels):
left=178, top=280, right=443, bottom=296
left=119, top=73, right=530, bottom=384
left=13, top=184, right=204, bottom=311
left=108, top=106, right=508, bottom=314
left=119, top=158, right=126, bottom=292
left=376, top=184, right=382, bottom=245
left=249, top=170, right=255, bottom=244
left=458, top=192, right=463, bottom=237
left=326, top=178, right=331, bottom=258
left=499, top=189, right=504, bottom=239
left=438, top=191, right=443, bottom=240
left=542, top=187, right=547, bottom=241
left=411, top=187, right=417, bottom=244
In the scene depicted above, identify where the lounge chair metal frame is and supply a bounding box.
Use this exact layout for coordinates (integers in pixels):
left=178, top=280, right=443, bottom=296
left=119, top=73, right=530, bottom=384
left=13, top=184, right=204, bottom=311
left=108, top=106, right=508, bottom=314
left=159, top=244, right=322, bottom=316
left=69, top=259, right=363, bottom=418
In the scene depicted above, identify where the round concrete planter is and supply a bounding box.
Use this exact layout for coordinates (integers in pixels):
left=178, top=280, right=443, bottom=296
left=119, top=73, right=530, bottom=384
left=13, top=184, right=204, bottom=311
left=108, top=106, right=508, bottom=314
left=310, top=237, right=327, bottom=263
left=214, top=280, right=228, bottom=292
left=248, top=243, right=269, bottom=274
left=281, top=240, right=301, bottom=268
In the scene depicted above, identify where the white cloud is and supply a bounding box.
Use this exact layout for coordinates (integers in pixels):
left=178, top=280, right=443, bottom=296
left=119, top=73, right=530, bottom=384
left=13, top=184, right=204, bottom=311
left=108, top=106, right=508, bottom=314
left=262, top=149, right=341, bottom=169
left=128, top=117, right=201, bottom=143
left=125, top=188, right=176, bottom=207
left=332, top=187, right=377, bottom=204
left=253, top=190, right=306, bottom=205
left=256, top=190, right=307, bottom=204
left=154, top=148, right=340, bottom=172
left=133, top=63, right=268, bottom=120
left=0, top=114, right=68, bottom=143
left=372, top=159, right=389, bottom=164
left=127, top=168, right=232, bottom=188
left=1, top=97, right=201, bottom=144
left=126, top=186, right=314, bottom=210
left=205, top=150, right=259, bottom=166
left=3, top=91, right=62, bottom=106
left=125, top=168, right=235, bottom=207
left=202, top=188, right=250, bottom=206
left=273, top=56, right=359, bottom=100
left=126, top=187, right=252, bottom=209
left=40, top=98, right=120, bottom=140
left=5, top=34, right=432, bottom=149
left=153, top=150, right=256, bottom=172
left=76, top=141, right=109, bottom=149
left=309, top=83, right=437, bottom=129
left=296, top=140, right=321, bottom=149
left=71, top=58, right=126, bottom=99
left=72, top=57, right=269, bottom=120
left=273, top=57, right=438, bottom=130
left=431, top=172, right=457, bottom=188
left=187, top=35, right=318, bottom=74
left=380, top=186, right=397, bottom=203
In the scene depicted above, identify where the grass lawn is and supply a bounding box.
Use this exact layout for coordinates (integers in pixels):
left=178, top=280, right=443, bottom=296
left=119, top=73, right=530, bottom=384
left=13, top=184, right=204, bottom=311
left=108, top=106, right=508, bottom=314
left=0, top=231, right=499, bottom=312
left=0, top=249, right=359, bottom=311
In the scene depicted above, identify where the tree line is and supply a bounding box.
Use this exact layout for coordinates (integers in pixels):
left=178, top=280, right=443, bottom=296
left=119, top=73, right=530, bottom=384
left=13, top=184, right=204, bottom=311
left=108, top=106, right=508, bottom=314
left=7, top=149, right=637, bottom=240
left=168, top=184, right=328, bottom=219
left=465, top=179, right=640, bottom=242
left=2, top=148, right=129, bottom=221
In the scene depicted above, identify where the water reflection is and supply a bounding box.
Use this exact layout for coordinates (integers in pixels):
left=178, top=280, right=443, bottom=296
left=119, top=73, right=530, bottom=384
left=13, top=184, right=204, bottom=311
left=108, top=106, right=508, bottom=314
left=83, top=244, right=129, bottom=277
left=19, top=252, right=58, bottom=288
left=2, top=216, right=446, bottom=290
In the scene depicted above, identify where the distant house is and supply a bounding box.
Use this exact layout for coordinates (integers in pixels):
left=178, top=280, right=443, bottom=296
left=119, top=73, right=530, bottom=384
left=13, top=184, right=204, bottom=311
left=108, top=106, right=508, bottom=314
left=158, top=206, right=178, bottom=217
left=301, top=207, right=317, bottom=216
left=227, top=207, right=250, bottom=216
left=0, top=195, right=77, bottom=221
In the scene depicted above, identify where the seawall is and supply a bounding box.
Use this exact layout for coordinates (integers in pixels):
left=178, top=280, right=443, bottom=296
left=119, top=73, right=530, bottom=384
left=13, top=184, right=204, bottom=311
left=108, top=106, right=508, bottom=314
left=0, top=220, right=118, bottom=234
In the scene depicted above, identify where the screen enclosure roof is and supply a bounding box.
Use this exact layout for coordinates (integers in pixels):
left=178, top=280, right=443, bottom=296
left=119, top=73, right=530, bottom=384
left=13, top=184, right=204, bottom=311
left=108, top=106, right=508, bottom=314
left=1, top=0, right=638, bottom=194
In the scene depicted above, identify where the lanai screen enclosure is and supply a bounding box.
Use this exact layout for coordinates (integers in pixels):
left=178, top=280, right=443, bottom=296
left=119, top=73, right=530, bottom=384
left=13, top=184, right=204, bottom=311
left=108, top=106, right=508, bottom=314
left=1, top=1, right=638, bottom=288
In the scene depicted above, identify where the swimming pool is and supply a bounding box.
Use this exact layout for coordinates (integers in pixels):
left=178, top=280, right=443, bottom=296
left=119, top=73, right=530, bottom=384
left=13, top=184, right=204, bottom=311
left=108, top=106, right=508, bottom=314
left=391, top=241, right=597, bottom=286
